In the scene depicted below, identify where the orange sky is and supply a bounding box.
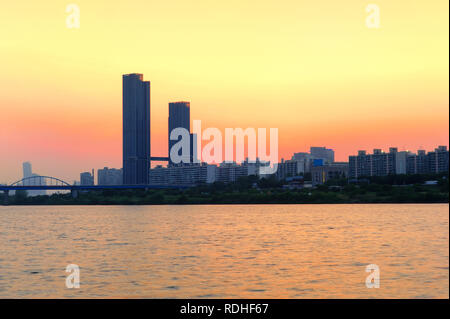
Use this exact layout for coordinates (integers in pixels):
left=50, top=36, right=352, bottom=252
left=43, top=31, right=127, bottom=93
left=0, top=0, right=448, bottom=183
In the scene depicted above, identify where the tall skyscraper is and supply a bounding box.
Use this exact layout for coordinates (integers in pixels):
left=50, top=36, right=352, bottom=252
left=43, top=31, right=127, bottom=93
left=122, top=73, right=151, bottom=184
left=168, top=101, right=190, bottom=165
left=23, top=162, right=32, bottom=179
left=22, top=161, right=46, bottom=196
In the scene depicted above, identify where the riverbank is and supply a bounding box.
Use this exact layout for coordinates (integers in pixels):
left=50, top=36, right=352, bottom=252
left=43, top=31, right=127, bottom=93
left=4, top=182, right=448, bottom=205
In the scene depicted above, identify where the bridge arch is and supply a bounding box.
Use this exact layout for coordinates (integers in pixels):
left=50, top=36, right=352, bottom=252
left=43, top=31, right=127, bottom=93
left=9, top=176, right=72, bottom=187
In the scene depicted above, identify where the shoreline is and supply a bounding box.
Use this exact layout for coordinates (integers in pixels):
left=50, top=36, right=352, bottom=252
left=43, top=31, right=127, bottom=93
left=4, top=176, right=448, bottom=206
left=3, top=201, right=449, bottom=207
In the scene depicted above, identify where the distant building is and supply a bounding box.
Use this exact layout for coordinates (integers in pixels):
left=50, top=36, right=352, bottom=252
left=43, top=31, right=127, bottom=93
left=149, top=163, right=216, bottom=186
left=291, top=152, right=312, bottom=174
left=149, top=158, right=268, bottom=186
left=406, top=147, right=449, bottom=175
left=371, top=148, right=395, bottom=176
left=349, top=146, right=449, bottom=179
left=242, top=158, right=265, bottom=176
left=349, top=150, right=366, bottom=179
left=23, top=162, right=32, bottom=179
left=168, top=101, right=190, bottom=165
left=276, top=159, right=298, bottom=180
left=311, top=162, right=348, bottom=185
left=80, top=171, right=94, bottom=186
left=310, top=147, right=335, bottom=164
left=395, top=150, right=410, bottom=175
left=22, top=161, right=46, bottom=196
left=427, top=146, right=449, bottom=174
left=148, top=165, right=169, bottom=185
left=216, top=162, right=248, bottom=183
left=349, top=149, right=394, bottom=178
left=98, top=167, right=123, bottom=185
left=290, top=147, right=335, bottom=174
left=123, top=73, right=150, bottom=185
left=407, top=150, right=427, bottom=174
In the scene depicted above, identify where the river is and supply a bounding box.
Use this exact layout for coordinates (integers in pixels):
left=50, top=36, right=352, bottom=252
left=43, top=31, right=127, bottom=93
left=0, top=204, right=448, bottom=298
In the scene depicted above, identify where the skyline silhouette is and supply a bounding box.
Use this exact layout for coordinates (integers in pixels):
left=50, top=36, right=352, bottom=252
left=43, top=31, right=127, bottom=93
left=1, top=0, right=448, bottom=184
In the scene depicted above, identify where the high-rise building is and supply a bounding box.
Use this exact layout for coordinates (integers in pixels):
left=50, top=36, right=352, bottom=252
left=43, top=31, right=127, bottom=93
left=22, top=161, right=46, bottom=196
left=370, top=148, right=392, bottom=176
left=407, top=150, right=428, bottom=174
left=310, top=147, right=335, bottom=164
left=395, top=151, right=410, bottom=175
left=291, top=152, right=313, bottom=174
left=123, top=73, right=150, bottom=184
left=149, top=163, right=216, bottom=185
left=276, top=159, right=299, bottom=180
left=290, top=147, right=335, bottom=175
left=216, top=162, right=248, bottom=183
left=168, top=101, right=190, bottom=165
left=427, top=146, right=449, bottom=173
left=348, top=149, right=395, bottom=179
left=349, top=146, right=449, bottom=179
left=242, top=158, right=264, bottom=176
left=80, top=171, right=94, bottom=186
left=23, top=162, right=32, bottom=179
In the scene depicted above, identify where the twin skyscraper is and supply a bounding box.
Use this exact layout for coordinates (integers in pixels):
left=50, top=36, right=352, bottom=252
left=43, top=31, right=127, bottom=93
left=122, top=73, right=193, bottom=185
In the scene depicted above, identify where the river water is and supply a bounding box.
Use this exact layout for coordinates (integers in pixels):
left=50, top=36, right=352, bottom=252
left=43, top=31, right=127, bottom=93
left=0, top=204, right=448, bottom=298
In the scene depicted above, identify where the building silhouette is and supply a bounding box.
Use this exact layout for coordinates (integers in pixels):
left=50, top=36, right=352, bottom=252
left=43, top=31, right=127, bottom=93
left=407, top=146, right=449, bottom=174
left=407, top=150, right=428, bottom=174
left=149, top=163, right=216, bottom=186
left=276, top=159, right=299, bottom=180
left=289, top=147, right=335, bottom=175
left=168, top=101, right=190, bottom=165
left=23, top=162, right=32, bottom=179
left=349, top=146, right=449, bottom=179
left=122, top=74, right=150, bottom=184
left=349, top=148, right=397, bottom=178
left=80, top=170, right=94, bottom=186
left=98, top=167, right=123, bottom=185
left=311, top=162, right=348, bottom=185
left=22, top=161, right=46, bottom=196
left=426, top=146, right=449, bottom=173
left=310, top=147, right=335, bottom=164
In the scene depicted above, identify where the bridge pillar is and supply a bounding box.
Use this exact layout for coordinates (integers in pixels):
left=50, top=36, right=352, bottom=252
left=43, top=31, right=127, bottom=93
left=3, top=190, right=9, bottom=205
left=71, top=189, right=78, bottom=199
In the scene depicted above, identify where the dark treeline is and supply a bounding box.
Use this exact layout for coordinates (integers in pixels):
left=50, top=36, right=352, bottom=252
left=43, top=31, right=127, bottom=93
left=3, top=173, right=448, bottom=205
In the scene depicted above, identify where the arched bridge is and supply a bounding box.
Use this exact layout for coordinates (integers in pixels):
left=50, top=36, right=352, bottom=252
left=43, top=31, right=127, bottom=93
left=9, top=175, right=72, bottom=188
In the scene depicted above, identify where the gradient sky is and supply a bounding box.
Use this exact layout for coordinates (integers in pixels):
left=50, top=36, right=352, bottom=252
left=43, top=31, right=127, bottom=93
left=0, top=0, right=448, bottom=184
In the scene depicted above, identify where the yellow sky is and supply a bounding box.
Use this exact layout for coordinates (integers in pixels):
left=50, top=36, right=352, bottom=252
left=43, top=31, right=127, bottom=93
left=0, top=0, right=448, bottom=183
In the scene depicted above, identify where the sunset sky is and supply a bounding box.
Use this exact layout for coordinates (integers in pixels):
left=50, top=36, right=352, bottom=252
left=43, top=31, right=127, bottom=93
left=0, top=0, right=448, bottom=184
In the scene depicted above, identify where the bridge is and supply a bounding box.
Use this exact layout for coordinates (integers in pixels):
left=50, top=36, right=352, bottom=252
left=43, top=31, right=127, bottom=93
left=0, top=175, right=188, bottom=205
